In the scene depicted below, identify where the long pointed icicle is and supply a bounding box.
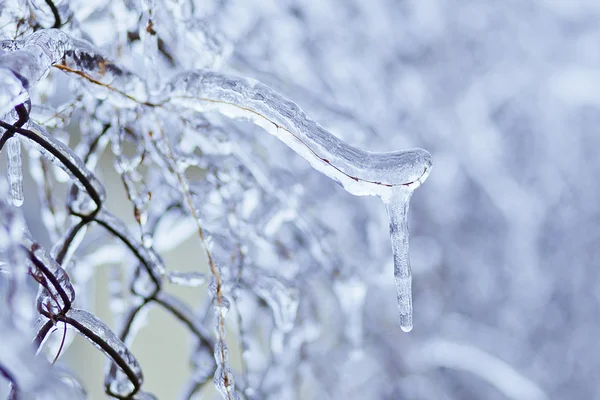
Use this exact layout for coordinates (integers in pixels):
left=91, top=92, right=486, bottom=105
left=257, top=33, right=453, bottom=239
left=382, top=186, right=414, bottom=332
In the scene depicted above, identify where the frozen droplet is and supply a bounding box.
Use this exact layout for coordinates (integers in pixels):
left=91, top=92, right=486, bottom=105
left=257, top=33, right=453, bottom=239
left=142, top=232, right=153, bottom=248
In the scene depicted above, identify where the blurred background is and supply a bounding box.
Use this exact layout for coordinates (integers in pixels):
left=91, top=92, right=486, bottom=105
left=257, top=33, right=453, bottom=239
left=2, top=0, right=600, bottom=399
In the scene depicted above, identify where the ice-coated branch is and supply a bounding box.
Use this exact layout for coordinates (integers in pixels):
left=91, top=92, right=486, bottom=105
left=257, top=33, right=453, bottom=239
left=0, top=120, right=106, bottom=208
left=92, top=210, right=165, bottom=293
left=0, top=29, right=72, bottom=115
left=0, top=29, right=148, bottom=116
left=24, top=239, right=75, bottom=315
left=165, top=70, right=432, bottom=197
left=56, top=308, right=144, bottom=398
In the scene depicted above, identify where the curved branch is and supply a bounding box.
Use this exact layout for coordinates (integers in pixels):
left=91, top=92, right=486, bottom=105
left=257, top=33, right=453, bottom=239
left=165, top=71, right=432, bottom=197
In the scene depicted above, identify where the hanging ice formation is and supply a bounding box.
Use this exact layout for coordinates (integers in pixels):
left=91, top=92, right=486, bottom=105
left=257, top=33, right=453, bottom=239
left=0, top=30, right=432, bottom=332
left=166, top=71, right=432, bottom=331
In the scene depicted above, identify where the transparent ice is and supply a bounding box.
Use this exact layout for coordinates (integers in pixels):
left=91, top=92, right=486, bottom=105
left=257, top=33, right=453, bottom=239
left=1, top=0, right=595, bottom=399
left=6, top=136, right=23, bottom=207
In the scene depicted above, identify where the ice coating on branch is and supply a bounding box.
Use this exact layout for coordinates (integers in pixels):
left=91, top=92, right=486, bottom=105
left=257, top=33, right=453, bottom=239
left=94, top=210, right=166, bottom=277
left=165, top=71, right=432, bottom=196
left=0, top=29, right=148, bottom=113
left=208, top=280, right=240, bottom=400
left=28, top=152, right=63, bottom=242
left=64, top=308, right=143, bottom=397
left=6, top=136, right=24, bottom=207
left=382, top=186, right=415, bottom=332
left=23, top=235, right=76, bottom=314
left=0, top=198, right=82, bottom=398
left=166, top=271, right=207, bottom=287
left=0, top=68, right=27, bottom=117
left=213, top=340, right=241, bottom=400
left=0, top=30, right=72, bottom=112
left=19, top=121, right=106, bottom=207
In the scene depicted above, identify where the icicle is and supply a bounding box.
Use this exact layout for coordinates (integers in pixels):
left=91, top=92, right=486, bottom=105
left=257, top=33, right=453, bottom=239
left=108, top=265, right=126, bottom=316
left=381, top=186, right=415, bottom=332
left=28, top=151, right=62, bottom=241
left=209, top=278, right=241, bottom=400
left=6, top=136, right=24, bottom=207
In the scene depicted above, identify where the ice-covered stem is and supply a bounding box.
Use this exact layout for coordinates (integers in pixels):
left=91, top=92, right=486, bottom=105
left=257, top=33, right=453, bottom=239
left=165, top=71, right=432, bottom=196
left=0, top=29, right=149, bottom=115
left=0, top=103, right=30, bottom=152
left=0, top=120, right=106, bottom=208
left=23, top=238, right=76, bottom=316
left=148, top=124, right=235, bottom=397
left=54, top=308, right=144, bottom=398
left=0, top=30, right=72, bottom=115
left=92, top=210, right=165, bottom=290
